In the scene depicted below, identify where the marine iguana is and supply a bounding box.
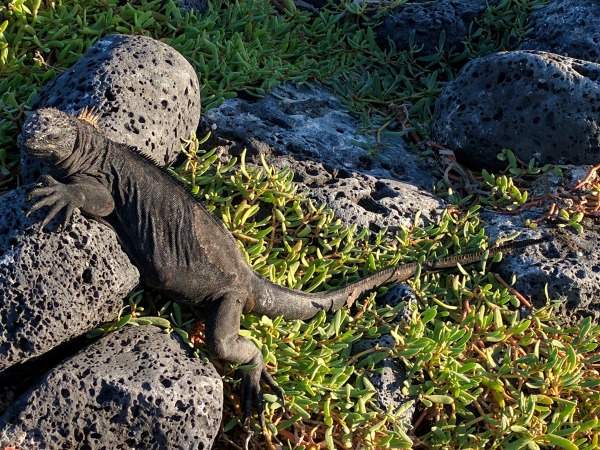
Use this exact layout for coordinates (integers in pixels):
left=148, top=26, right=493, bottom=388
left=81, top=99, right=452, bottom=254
left=18, top=107, right=546, bottom=422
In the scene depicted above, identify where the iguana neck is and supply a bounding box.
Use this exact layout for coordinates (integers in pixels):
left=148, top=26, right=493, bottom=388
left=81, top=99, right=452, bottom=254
left=50, top=124, right=108, bottom=178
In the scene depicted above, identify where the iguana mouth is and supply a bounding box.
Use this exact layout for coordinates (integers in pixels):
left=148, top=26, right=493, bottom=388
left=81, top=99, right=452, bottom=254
left=18, top=135, right=55, bottom=156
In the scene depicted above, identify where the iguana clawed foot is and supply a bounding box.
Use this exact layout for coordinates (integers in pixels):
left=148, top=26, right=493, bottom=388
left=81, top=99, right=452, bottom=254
left=239, top=361, right=285, bottom=429
left=26, top=175, right=80, bottom=230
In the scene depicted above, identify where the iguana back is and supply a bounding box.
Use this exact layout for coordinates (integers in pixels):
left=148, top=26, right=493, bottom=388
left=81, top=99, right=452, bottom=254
left=102, top=144, right=256, bottom=303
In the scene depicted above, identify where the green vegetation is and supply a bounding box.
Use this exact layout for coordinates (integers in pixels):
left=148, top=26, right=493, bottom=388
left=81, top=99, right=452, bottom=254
left=2, top=0, right=599, bottom=449
left=435, top=148, right=589, bottom=233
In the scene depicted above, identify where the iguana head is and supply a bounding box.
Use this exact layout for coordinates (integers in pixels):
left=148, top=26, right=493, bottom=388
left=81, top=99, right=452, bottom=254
left=18, top=108, right=79, bottom=161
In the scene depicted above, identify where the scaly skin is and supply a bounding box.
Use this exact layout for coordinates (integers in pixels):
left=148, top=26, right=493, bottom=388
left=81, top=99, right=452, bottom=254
left=18, top=107, right=547, bottom=424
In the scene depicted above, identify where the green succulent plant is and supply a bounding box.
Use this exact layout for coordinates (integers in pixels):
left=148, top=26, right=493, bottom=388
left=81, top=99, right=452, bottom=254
left=5, top=1, right=598, bottom=449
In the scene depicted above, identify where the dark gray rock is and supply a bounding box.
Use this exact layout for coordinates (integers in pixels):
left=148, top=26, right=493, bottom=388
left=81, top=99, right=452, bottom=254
left=482, top=165, right=600, bottom=324
left=23, top=33, right=200, bottom=183
left=377, top=284, right=417, bottom=324
left=0, top=385, right=16, bottom=419
left=286, top=0, right=327, bottom=12
left=205, top=84, right=431, bottom=187
left=520, top=0, right=600, bottom=63
left=431, top=50, right=600, bottom=171
left=374, top=0, right=488, bottom=55
left=352, top=315, right=413, bottom=420
left=272, top=154, right=442, bottom=233
left=0, top=325, right=222, bottom=450
left=488, top=217, right=600, bottom=325
left=0, top=186, right=139, bottom=372
left=204, top=83, right=443, bottom=231
left=175, top=0, right=208, bottom=14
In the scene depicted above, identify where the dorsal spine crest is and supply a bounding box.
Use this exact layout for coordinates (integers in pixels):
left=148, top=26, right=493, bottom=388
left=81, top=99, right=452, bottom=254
left=77, top=106, right=102, bottom=131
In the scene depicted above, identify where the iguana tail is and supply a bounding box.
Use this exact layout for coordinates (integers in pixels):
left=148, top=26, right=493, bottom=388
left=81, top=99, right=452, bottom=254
left=251, top=237, right=546, bottom=321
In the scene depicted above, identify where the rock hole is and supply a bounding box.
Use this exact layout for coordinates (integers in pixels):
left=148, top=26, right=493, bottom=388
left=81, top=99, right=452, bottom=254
left=105, top=88, right=116, bottom=102
left=372, top=181, right=397, bottom=200
left=357, top=197, right=389, bottom=215
left=358, top=156, right=373, bottom=170
left=17, top=337, right=33, bottom=351
left=81, top=268, right=93, bottom=284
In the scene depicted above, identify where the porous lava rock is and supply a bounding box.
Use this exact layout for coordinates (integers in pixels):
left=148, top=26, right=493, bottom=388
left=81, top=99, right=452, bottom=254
left=520, top=0, right=600, bottom=63
left=374, top=0, right=488, bottom=55
left=0, top=325, right=222, bottom=450
left=351, top=284, right=415, bottom=421
left=431, top=50, right=600, bottom=171
left=203, top=83, right=443, bottom=232
left=352, top=333, right=413, bottom=421
left=0, top=186, right=139, bottom=372
left=273, top=155, right=441, bottom=233
left=288, top=0, right=327, bottom=12
left=175, top=0, right=209, bottom=14
left=482, top=165, right=600, bottom=325
left=22, top=33, right=200, bottom=183
left=498, top=231, right=600, bottom=326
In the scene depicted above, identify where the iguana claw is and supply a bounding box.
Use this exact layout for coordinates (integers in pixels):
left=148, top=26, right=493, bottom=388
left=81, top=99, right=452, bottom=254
left=26, top=175, right=78, bottom=230
left=240, top=365, right=285, bottom=430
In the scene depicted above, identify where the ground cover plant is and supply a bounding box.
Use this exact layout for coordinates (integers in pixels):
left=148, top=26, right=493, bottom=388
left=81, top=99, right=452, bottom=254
left=1, top=0, right=599, bottom=448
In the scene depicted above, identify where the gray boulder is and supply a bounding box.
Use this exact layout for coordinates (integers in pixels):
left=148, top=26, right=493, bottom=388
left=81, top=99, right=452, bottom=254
left=374, top=0, right=488, bottom=55
left=431, top=50, right=600, bottom=171
left=204, top=83, right=443, bottom=231
left=0, top=186, right=139, bottom=372
left=23, top=33, right=200, bottom=183
left=520, top=0, right=600, bottom=63
left=482, top=165, right=600, bottom=325
left=0, top=325, right=222, bottom=450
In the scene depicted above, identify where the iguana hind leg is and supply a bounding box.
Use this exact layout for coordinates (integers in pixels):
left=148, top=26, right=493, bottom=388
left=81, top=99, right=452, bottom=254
left=205, top=293, right=283, bottom=427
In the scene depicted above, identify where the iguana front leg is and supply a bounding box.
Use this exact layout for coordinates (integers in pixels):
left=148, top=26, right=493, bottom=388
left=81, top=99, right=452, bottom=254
left=27, top=174, right=115, bottom=229
left=205, top=294, right=284, bottom=426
